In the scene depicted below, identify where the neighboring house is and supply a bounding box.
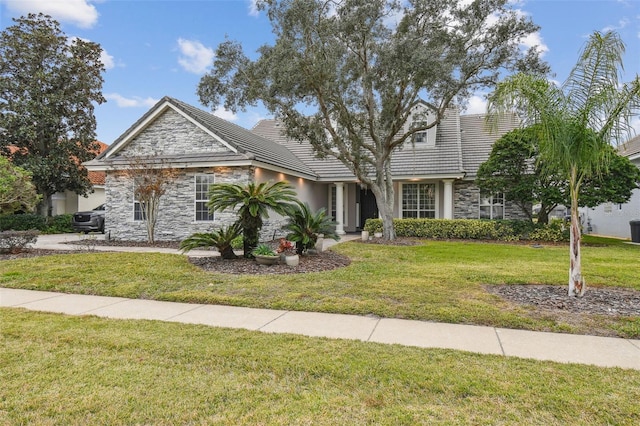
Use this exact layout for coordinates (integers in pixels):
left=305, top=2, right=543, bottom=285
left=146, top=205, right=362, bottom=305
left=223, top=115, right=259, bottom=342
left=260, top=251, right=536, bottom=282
left=84, top=96, right=526, bottom=242
left=580, top=135, right=640, bottom=239
left=54, top=141, right=109, bottom=215
left=7, top=142, right=108, bottom=216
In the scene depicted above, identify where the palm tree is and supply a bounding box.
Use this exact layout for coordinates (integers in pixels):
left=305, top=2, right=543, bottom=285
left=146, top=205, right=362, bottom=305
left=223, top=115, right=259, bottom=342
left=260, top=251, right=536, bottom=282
left=488, top=31, right=640, bottom=297
left=179, top=223, right=241, bottom=259
left=208, top=181, right=298, bottom=257
left=284, top=202, right=339, bottom=254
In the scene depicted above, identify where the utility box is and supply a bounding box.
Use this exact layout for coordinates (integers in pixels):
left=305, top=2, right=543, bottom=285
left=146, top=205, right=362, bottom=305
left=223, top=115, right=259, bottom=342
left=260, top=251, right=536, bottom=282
left=630, top=220, right=640, bottom=243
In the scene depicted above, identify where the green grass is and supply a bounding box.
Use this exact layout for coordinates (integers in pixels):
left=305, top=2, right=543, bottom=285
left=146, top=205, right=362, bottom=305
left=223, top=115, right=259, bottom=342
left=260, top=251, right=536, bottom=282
left=2, top=308, right=640, bottom=425
left=2, top=240, right=639, bottom=337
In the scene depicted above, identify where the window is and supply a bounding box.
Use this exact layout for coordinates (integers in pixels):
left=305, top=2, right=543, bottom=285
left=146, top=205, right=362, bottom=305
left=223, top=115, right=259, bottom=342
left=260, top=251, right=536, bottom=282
left=132, top=179, right=146, bottom=221
left=195, top=175, right=214, bottom=221
left=412, top=121, right=428, bottom=144
left=479, top=192, right=504, bottom=219
left=330, top=186, right=336, bottom=221
left=402, top=183, right=435, bottom=218
left=134, top=200, right=146, bottom=221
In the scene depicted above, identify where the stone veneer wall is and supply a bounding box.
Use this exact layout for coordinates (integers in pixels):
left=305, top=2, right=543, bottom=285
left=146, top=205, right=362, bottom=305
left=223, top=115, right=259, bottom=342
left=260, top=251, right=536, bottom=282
left=124, top=109, right=231, bottom=156
left=104, top=166, right=288, bottom=242
left=453, top=180, right=530, bottom=221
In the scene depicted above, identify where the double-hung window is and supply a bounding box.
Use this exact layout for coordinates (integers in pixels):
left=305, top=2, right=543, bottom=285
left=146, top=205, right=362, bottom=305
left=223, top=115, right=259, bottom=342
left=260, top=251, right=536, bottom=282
left=195, top=175, right=214, bottom=221
left=133, top=181, right=146, bottom=221
left=479, top=192, right=504, bottom=219
left=402, top=183, right=435, bottom=218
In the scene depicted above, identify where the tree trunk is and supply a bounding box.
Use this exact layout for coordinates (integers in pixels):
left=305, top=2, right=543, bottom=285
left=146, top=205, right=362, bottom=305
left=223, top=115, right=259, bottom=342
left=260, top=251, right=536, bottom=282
left=568, top=171, right=585, bottom=297
left=368, top=165, right=396, bottom=240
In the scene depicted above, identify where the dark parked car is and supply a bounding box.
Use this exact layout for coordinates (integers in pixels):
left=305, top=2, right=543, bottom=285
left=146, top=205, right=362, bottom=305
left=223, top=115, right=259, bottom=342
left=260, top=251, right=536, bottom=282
left=72, top=204, right=106, bottom=234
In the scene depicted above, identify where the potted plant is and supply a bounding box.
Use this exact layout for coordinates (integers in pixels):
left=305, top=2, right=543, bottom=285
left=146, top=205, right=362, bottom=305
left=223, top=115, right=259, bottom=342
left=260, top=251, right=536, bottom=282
left=277, top=238, right=299, bottom=266
left=252, top=244, right=279, bottom=265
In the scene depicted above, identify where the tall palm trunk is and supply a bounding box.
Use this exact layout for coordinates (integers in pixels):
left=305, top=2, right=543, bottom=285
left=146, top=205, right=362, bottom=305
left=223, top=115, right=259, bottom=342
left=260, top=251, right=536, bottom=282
left=568, top=167, right=585, bottom=297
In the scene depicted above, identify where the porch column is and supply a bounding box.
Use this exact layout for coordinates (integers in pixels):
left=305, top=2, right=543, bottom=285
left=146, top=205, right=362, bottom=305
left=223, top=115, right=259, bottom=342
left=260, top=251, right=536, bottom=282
left=443, top=179, right=454, bottom=219
left=335, top=182, right=345, bottom=235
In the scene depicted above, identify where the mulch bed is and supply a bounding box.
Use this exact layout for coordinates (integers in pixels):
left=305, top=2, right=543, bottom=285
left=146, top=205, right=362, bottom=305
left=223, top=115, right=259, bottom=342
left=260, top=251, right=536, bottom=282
left=486, top=284, right=640, bottom=317
left=189, top=251, right=351, bottom=275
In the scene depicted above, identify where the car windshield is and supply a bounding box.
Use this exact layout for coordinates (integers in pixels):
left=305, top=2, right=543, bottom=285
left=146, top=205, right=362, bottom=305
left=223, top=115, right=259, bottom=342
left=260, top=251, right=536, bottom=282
left=94, top=204, right=105, bottom=211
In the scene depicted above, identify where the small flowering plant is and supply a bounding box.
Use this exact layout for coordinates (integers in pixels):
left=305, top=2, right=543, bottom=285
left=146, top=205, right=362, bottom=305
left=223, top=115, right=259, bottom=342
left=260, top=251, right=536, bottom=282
left=276, top=238, right=295, bottom=255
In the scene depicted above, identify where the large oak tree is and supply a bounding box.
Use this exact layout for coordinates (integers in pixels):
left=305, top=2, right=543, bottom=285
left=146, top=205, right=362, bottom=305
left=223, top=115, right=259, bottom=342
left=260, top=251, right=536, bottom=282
left=198, top=0, right=548, bottom=239
left=0, top=13, right=105, bottom=216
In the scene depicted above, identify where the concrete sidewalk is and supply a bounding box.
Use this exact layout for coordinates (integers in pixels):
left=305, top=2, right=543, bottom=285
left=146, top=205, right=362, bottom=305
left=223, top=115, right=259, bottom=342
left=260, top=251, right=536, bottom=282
left=2, top=287, right=639, bottom=370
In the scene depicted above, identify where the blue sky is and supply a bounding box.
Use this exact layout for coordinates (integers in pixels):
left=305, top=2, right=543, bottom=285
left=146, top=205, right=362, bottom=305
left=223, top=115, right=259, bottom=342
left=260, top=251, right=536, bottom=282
left=1, top=0, right=639, bottom=145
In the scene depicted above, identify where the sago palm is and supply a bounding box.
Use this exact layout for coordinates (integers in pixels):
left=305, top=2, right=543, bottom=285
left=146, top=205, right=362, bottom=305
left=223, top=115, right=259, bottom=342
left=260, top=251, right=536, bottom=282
left=284, top=202, right=338, bottom=254
left=179, top=223, right=241, bottom=259
left=208, top=181, right=298, bottom=257
left=488, top=31, right=640, bottom=297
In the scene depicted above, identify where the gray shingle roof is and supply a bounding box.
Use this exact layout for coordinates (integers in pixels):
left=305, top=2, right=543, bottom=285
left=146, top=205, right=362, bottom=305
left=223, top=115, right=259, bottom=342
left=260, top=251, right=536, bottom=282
left=89, top=96, right=518, bottom=182
left=90, top=97, right=315, bottom=178
left=252, top=110, right=519, bottom=180
left=620, top=134, right=640, bottom=158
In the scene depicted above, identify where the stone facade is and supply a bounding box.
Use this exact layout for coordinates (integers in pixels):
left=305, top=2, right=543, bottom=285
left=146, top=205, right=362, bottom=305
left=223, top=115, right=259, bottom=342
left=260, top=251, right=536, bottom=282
left=453, top=181, right=530, bottom=221
left=123, top=109, right=230, bottom=156
left=105, top=166, right=254, bottom=242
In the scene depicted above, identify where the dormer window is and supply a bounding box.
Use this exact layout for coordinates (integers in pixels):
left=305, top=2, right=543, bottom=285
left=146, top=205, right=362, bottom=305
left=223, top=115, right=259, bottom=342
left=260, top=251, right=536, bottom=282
left=407, top=104, right=437, bottom=147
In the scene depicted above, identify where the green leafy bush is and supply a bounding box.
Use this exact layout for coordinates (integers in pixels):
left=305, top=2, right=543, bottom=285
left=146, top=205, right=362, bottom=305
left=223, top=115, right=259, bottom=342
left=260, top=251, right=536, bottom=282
left=0, top=214, right=46, bottom=231
left=364, top=218, right=568, bottom=242
left=252, top=244, right=277, bottom=256
left=43, top=214, right=74, bottom=234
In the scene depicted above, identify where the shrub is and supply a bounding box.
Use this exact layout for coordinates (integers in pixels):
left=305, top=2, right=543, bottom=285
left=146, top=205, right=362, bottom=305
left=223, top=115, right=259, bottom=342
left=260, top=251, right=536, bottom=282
left=0, top=213, right=46, bottom=231
left=43, top=214, right=74, bottom=234
left=528, top=219, right=570, bottom=242
left=0, top=230, right=39, bottom=254
left=363, top=218, right=568, bottom=242
left=253, top=244, right=277, bottom=256
left=180, top=224, right=241, bottom=259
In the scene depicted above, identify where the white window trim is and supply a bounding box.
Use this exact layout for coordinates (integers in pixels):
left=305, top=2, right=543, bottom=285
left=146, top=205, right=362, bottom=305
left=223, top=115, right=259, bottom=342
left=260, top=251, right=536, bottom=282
left=479, top=192, right=505, bottom=220
left=399, top=182, right=438, bottom=219
left=194, top=174, right=215, bottom=222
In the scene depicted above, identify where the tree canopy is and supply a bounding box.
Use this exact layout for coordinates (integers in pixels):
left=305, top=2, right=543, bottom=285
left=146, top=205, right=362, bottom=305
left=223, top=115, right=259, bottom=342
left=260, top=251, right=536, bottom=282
left=0, top=13, right=106, bottom=216
left=198, top=0, right=548, bottom=239
left=0, top=156, right=40, bottom=214
left=476, top=127, right=640, bottom=223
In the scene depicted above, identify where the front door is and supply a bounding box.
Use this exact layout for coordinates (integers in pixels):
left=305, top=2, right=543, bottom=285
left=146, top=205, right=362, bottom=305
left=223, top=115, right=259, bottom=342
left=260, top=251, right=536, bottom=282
left=359, top=188, right=378, bottom=229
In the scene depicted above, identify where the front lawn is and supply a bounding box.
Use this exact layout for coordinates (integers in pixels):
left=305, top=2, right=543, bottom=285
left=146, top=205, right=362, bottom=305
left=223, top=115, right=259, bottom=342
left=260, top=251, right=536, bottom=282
left=1, top=239, right=639, bottom=337
left=2, top=309, right=639, bottom=425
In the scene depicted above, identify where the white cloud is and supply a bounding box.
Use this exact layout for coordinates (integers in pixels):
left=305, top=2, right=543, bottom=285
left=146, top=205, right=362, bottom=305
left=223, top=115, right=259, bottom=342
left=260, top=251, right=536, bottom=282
left=602, top=18, right=630, bottom=33
left=213, top=107, right=238, bottom=122
left=1, top=0, right=99, bottom=28
left=520, top=32, right=549, bottom=56
left=100, top=49, right=115, bottom=70
left=105, top=94, right=158, bottom=108
left=177, top=38, right=215, bottom=75
left=463, top=94, right=489, bottom=115
left=248, top=0, right=259, bottom=17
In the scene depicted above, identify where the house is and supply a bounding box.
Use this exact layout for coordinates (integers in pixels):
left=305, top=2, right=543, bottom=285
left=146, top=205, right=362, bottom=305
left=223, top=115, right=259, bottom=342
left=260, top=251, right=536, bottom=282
left=7, top=142, right=108, bottom=215
left=84, top=97, right=526, bottom=242
left=580, top=135, right=640, bottom=239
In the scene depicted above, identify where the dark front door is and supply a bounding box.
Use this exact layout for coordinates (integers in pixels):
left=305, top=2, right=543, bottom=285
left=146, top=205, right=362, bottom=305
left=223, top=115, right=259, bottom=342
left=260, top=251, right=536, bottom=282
left=359, top=188, right=378, bottom=229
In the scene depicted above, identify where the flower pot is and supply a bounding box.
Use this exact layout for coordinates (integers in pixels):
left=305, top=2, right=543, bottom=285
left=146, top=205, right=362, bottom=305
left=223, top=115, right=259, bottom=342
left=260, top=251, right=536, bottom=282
left=374, top=232, right=382, bottom=238
left=255, top=254, right=279, bottom=265
left=361, top=231, right=369, bottom=241
left=285, top=254, right=299, bottom=267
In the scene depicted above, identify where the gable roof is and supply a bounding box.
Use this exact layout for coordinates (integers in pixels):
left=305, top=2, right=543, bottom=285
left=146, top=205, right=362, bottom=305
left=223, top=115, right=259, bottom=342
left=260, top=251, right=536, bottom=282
left=89, top=97, right=315, bottom=178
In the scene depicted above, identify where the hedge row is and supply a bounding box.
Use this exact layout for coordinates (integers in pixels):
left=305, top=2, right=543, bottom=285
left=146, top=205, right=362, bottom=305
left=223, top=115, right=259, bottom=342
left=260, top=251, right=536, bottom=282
left=0, top=213, right=74, bottom=234
left=363, top=218, right=569, bottom=242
